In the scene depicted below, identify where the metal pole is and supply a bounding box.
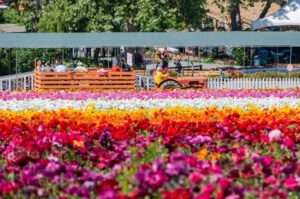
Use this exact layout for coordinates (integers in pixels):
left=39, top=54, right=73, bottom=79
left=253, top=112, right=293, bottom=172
left=107, top=47, right=109, bottom=68
left=289, top=46, right=292, bottom=64
left=9, top=48, right=11, bottom=75
left=276, top=46, right=278, bottom=74
left=16, top=49, right=18, bottom=74
left=16, top=49, right=18, bottom=91
left=250, top=46, right=253, bottom=67
left=243, top=46, right=246, bottom=69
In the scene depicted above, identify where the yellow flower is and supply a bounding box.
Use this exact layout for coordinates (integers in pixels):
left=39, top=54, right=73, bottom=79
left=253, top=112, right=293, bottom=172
left=73, top=140, right=85, bottom=148
left=196, top=148, right=209, bottom=160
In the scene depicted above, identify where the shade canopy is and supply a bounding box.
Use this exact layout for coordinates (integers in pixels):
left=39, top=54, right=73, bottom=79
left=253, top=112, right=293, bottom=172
left=252, top=0, right=300, bottom=30
left=0, top=32, right=300, bottom=48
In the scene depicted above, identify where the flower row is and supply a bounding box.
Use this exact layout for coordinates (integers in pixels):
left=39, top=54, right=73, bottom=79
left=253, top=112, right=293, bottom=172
left=0, top=97, right=299, bottom=111
left=1, top=106, right=300, bottom=142
left=0, top=89, right=300, bottom=100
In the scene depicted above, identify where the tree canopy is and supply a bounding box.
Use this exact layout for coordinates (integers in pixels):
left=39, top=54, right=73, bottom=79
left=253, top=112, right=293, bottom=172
left=4, top=0, right=207, bottom=32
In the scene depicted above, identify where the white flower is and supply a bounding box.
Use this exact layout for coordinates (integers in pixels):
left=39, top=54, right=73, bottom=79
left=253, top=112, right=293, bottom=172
left=0, top=97, right=299, bottom=111
left=269, top=129, right=282, bottom=141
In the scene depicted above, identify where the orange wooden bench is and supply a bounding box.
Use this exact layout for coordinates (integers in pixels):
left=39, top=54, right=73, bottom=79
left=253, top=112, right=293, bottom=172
left=34, top=70, right=136, bottom=91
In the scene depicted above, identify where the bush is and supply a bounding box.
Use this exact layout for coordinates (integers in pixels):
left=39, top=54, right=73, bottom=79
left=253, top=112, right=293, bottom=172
left=2, top=9, right=23, bottom=24
left=232, top=48, right=250, bottom=66
left=244, top=72, right=300, bottom=79
left=202, top=56, right=215, bottom=64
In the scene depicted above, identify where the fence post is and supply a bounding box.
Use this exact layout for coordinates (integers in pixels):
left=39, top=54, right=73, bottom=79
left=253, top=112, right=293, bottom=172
left=138, top=76, right=142, bottom=89
left=146, top=77, right=150, bottom=90
left=23, top=77, right=27, bottom=91
left=8, top=78, right=11, bottom=91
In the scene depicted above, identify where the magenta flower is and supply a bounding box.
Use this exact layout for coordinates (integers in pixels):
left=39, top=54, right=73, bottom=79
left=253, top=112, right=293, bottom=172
left=261, top=156, right=273, bottom=167
left=264, top=176, right=276, bottom=184
left=282, top=138, right=294, bottom=148
left=188, top=172, right=203, bottom=184
left=284, top=177, right=299, bottom=190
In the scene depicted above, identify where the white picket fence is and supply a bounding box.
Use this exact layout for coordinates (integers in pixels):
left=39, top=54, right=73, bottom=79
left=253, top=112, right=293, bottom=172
left=0, top=72, right=34, bottom=91
left=208, top=78, right=300, bottom=90
left=1, top=73, right=300, bottom=91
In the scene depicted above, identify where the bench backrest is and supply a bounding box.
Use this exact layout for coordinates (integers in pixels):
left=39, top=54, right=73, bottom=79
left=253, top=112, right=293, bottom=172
left=34, top=70, right=136, bottom=91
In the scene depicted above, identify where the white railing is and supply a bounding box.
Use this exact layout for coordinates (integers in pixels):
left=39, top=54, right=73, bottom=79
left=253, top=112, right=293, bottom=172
left=208, top=78, right=300, bottom=90
left=1, top=73, right=299, bottom=91
left=135, top=75, right=154, bottom=90
left=0, top=72, right=34, bottom=91
left=135, top=76, right=300, bottom=90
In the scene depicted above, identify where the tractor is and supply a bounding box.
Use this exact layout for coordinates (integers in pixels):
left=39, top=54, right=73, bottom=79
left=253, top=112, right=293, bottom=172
left=157, top=76, right=208, bottom=90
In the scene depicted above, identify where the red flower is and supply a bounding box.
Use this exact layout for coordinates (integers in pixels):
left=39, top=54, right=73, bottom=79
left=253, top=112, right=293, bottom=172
left=162, top=187, right=192, bottom=199
left=96, top=179, right=119, bottom=194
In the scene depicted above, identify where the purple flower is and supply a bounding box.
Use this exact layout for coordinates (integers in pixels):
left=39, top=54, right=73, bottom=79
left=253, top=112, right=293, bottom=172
left=100, top=129, right=113, bottom=150
left=190, top=135, right=212, bottom=145
left=165, top=162, right=186, bottom=176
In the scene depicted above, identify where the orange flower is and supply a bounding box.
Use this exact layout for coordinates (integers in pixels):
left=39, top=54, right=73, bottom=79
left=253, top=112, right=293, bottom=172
left=73, top=140, right=85, bottom=148
left=197, top=148, right=209, bottom=160
left=211, top=153, right=221, bottom=161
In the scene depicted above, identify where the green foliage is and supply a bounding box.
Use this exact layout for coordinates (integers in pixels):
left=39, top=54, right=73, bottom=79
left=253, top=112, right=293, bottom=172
left=244, top=72, right=300, bottom=79
left=0, top=48, right=71, bottom=75
left=38, top=0, right=114, bottom=32
left=114, top=0, right=206, bottom=32
left=5, top=0, right=207, bottom=33
left=202, top=56, right=216, bottom=64
left=2, top=9, right=23, bottom=24
left=0, top=49, right=12, bottom=76
left=0, top=10, right=4, bottom=23
left=6, top=0, right=51, bottom=31
left=232, top=47, right=250, bottom=66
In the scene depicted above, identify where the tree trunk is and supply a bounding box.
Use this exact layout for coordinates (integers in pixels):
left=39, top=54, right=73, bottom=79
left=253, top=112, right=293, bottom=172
left=230, top=1, right=242, bottom=31
left=258, top=0, right=273, bottom=19
left=213, top=18, right=219, bottom=32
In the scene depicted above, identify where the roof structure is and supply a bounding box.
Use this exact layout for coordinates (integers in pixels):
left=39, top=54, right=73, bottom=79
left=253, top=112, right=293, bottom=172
left=252, top=0, right=300, bottom=30
left=0, top=32, right=300, bottom=48
left=207, top=0, right=282, bottom=29
left=0, top=24, right=26, bottom=32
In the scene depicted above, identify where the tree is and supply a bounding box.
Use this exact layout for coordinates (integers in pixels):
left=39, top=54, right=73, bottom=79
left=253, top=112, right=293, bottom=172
left=38, top=0, right=114, bottom=32
left=5, top=0, right=51, bottom=31
left=114, top=0, right=206, bottom=32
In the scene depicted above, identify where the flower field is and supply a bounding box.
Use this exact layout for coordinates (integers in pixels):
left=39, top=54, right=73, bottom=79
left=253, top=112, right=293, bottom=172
left=0, top=90, right=300, bottom=198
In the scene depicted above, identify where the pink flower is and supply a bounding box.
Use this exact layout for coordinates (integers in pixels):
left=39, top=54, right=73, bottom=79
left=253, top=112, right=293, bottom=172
left=283, top=138, right=294, bottom=148
left=284, top=177, right=298, bottom=190
left=264, top=176, right=276, bottom=184
left=225, top=194, right=240, bottom=199
left=200, top=184, right=215, bottom=195
left=189, top=172, right=203, bottom=184
left=268, top=129, right=281, bottom=141
left=218, top=178, right=232, bottom=190
left=262, top=156, right=273, bottom=167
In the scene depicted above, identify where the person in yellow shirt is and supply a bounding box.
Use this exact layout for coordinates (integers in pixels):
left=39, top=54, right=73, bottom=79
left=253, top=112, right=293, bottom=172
left=154, top=66, right=169, bottom=86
